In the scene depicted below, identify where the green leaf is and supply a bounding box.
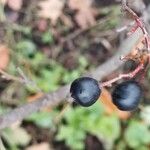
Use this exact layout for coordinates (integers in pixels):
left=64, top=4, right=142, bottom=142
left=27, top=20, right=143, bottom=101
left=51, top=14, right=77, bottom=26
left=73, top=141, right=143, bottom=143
left=89, top=115, right=120, bottom=141
left=31, top=52, right=46, bottom=68
left=136, top=146, right=149, bottom=150
left=78, top=56, right=88, bottom=68
left=13, top=25, right=31, bottom=35
left=42, top=31, right=53, bottom=44
left=56, top=103, right=104, bottom=150
left=37, top=66, right=64, bottom=92
left=26, top=111, right=55, bottom=128
left=116, top=141, right=126, bottom=150
left=140, top=106, right=150, bottom=126
left=125, top=121, right=150, bottom=149
left=56, top=125, right=74, bottom=141
left=0, top=106, right=9, bottom=115
left=63, top=102, right=104, bottom=127
left=56, top=125, right=85, bottom=150
left=16, top=40, right=36, bottom=57
left=63, top=70, right=80, bottom=83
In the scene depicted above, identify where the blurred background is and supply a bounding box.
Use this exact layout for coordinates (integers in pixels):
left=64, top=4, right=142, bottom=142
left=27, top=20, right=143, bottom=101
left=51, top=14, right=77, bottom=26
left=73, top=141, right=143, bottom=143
left=0, top=0, right=150, bottom=150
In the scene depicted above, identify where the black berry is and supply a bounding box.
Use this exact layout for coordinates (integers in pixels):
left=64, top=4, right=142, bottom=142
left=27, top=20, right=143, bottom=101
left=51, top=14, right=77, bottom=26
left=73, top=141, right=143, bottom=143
left=70, top=77, right=101, bottom=107
left=112, top=80, right=142, bottom=111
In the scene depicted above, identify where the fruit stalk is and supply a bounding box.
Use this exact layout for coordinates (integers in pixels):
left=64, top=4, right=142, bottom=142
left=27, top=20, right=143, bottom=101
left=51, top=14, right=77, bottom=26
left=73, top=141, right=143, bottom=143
left=122, top=0, right=150, bottom=51
left=101, top=63, right=144, bottom=87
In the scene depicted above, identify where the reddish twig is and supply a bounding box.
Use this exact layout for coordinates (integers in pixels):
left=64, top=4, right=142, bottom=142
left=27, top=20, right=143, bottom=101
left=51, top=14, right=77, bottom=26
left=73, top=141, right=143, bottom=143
left=122, top=0, right=150, bottom=51
left=101, top=63, right=144, bottom=87
left=100, top=0, right=148, bottom=88
left=101, top=0, right=150, bottom=89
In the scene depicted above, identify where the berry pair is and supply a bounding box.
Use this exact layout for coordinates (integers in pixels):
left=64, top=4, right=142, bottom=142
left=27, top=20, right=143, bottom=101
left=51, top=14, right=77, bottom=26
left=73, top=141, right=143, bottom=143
left=70, top=77, right=142, bottom=111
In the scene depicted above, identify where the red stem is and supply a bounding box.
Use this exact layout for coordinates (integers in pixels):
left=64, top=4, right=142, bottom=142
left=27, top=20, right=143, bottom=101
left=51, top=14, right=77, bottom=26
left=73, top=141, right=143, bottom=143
left=101, top=63, right=144, bottom=87
left=122, top=0, right=150, bottom=51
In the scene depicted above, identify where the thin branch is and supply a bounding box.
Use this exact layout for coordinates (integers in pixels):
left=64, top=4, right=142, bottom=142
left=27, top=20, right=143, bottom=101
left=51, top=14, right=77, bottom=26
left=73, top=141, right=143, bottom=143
left=101, top=63, right=144, bottom=87
left=16, top=67, right=43, bottom=93
left=122, top=0, right=139, bottom=19
left=61, top=16, right=111, bottom=44
left=0, top=28, right=143, bottom=129
left=0, top=69, right=23, bottom=82
left=0, top=68, right=43, bottom=93
left=122, top=0, right=150, bottom=51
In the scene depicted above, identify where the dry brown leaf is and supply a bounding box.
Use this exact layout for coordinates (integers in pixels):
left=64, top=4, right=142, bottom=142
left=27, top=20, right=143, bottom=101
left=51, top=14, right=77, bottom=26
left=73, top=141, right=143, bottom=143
left=75, top=10, right=96, bottom=29
left=38, top=0, right=65, bottom=25
left=28, top=93, right=43, bottom=102
left=26, top=142, right=51, bottom=150
left=36, top=19, right=48, bottom=32
left=68, top=0, right=96, bottom=29
left=100, top=88, right=131, bottom=120
left=60, top=14, right=73, bottom=28
left=0, top=45, right=9, bottom=70
left=68, top=0, right=92, bottom=11
left=7, top=0, right=23, bottom=11
left=125, top=36, right=144, bottom=56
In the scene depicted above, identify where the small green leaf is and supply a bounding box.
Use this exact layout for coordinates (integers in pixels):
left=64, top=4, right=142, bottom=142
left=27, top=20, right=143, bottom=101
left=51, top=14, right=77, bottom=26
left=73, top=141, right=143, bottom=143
left=63, top=70, right=80, bottom=83
left=78, top=56, right=88, bottom=68
left=56, top=125, right=74, bottom=141
left=125, top=121, right=150, bottom=149
left=12, top=24, right=31, bottom=35
left=42, top=31, right=53, bottom=44
left=140, top=106, right=150, bottom=125
left=56, top=125, right=85, bottom=150
left=26, top=111, right=55, bottom=128
left=116, top=141, right=126, bottom=150
left=56, top=103, right=105, bottom=150
left=89, top=115, right=120, bottom=141
left=16, top=40, right=36, bottom=57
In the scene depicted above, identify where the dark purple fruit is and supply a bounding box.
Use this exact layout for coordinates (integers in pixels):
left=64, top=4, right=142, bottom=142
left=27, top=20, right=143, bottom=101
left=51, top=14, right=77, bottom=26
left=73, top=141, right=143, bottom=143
left=112, top=80, right=142, bottom=111
left=70, top=77, right=101, bottom=107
